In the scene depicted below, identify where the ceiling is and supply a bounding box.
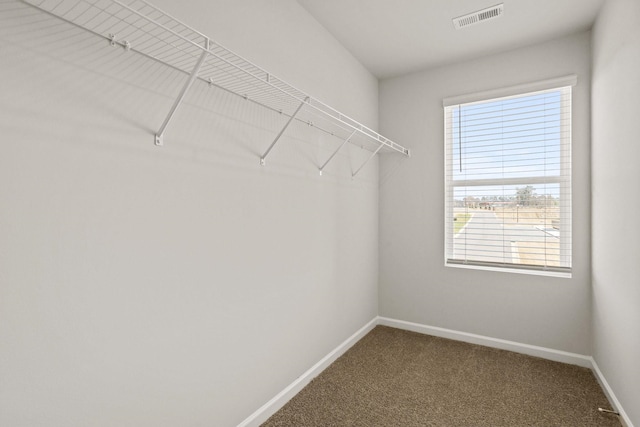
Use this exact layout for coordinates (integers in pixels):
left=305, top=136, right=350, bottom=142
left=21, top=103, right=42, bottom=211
left=297, top=0, right=605, bottom=79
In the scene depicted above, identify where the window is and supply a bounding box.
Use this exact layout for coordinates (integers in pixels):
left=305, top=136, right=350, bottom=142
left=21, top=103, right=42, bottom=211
left=444, top=77, right=574, bottom=276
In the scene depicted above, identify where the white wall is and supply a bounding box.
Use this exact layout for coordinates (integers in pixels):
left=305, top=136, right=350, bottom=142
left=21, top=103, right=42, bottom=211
left=592, top=0, right=640, bottom=424
left=379, top=32, right=593, bottom=354
left=0, top=1, right=379, bottom=426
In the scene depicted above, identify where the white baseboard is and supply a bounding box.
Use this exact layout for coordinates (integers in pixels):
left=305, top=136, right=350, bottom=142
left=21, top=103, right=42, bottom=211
left=377, top=317, right=593, bottom=368
left=380, top=316, right=634, bottom=427
left=238, top=316, right=634, bottom=427
left=590, top=357, right=635, bottom=427
left=236, top=317, right=378, bottom=427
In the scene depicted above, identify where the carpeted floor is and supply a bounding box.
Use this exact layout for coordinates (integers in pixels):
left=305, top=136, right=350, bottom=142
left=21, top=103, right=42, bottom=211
left=262, top=326, right=620, bottom=426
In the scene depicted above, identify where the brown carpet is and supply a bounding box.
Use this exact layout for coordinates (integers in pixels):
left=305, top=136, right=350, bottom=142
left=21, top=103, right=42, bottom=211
left=262, top=326, right=620, bottom=426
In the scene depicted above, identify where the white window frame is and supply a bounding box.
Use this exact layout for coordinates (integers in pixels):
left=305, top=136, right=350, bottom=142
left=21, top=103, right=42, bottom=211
left=443, top=75, right=576, bottom=277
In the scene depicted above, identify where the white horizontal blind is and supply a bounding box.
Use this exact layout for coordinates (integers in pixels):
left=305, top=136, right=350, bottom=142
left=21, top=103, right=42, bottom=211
left=444, top=85, right=572, bottom=274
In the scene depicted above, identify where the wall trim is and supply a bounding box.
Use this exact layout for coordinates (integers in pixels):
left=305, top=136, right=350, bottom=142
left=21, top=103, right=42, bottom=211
left=590, top=357, right=634, bottom=427
left=238, top=316, right=633, bottom=427
left=442, top=74, right=578, bottom=106
left=236, top=317, right=378, bottom=427
left=381, top=316, right=634, bottom=427
left=377, top=317, right=592, bottom=367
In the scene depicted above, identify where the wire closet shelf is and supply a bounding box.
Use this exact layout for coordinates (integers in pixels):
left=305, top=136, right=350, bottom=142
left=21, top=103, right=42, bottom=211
left=22, top=0, right=410, bottom=176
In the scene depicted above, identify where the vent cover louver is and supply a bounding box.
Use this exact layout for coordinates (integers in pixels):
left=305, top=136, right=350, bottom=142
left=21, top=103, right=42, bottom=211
left=453, top=4, right=504, bottom=29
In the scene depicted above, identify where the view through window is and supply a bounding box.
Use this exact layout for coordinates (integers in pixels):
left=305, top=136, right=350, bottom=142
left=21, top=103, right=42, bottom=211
left=444, top=84, right=572, bottom=275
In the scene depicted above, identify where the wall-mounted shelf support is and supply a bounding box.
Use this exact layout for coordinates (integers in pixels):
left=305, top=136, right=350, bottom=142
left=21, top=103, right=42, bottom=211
left=21, top=0, right=410, bottom=176
left=260, top=97, right=308, bottom=166
left=155, top=42, right=210, bottom=146
left=319, top=129, right=357, bottom=176
left=108, top=34, right=131, bottom=51
left=352, top=143, right=385, bottom=178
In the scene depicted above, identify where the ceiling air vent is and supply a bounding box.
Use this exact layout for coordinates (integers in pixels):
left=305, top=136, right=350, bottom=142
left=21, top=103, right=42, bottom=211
left=453, top=3, right=504, bottom=29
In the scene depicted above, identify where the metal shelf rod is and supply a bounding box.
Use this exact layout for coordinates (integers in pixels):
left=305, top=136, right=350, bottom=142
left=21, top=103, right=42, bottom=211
left=20, top=0, right=411, bottom=169
left=112, top=0, right=208, bottom=49
left=102, top=1, right=409, bottom=156
left=18, top=0, right=349, bottom=146
left=352, top=143, right=385, bottom=178
left=319, top=129, right=357, bottom=176
left=155, top=42, right=210, bottom=146
left=260, top=97, right=308, bottom=166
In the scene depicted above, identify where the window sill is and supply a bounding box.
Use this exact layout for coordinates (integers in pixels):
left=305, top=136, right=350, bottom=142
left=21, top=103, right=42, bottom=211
left=445, top=261, right=572, bottom=278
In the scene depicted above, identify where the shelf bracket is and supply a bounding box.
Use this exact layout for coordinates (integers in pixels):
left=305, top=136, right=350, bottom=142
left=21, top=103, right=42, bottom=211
left=155, top=40, right=210, bottom=146
left=260, top=97, right=309, bottom=165
left=352, top=142, right=385, bottom=178
left=319, top=129, right=357, bottom=176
